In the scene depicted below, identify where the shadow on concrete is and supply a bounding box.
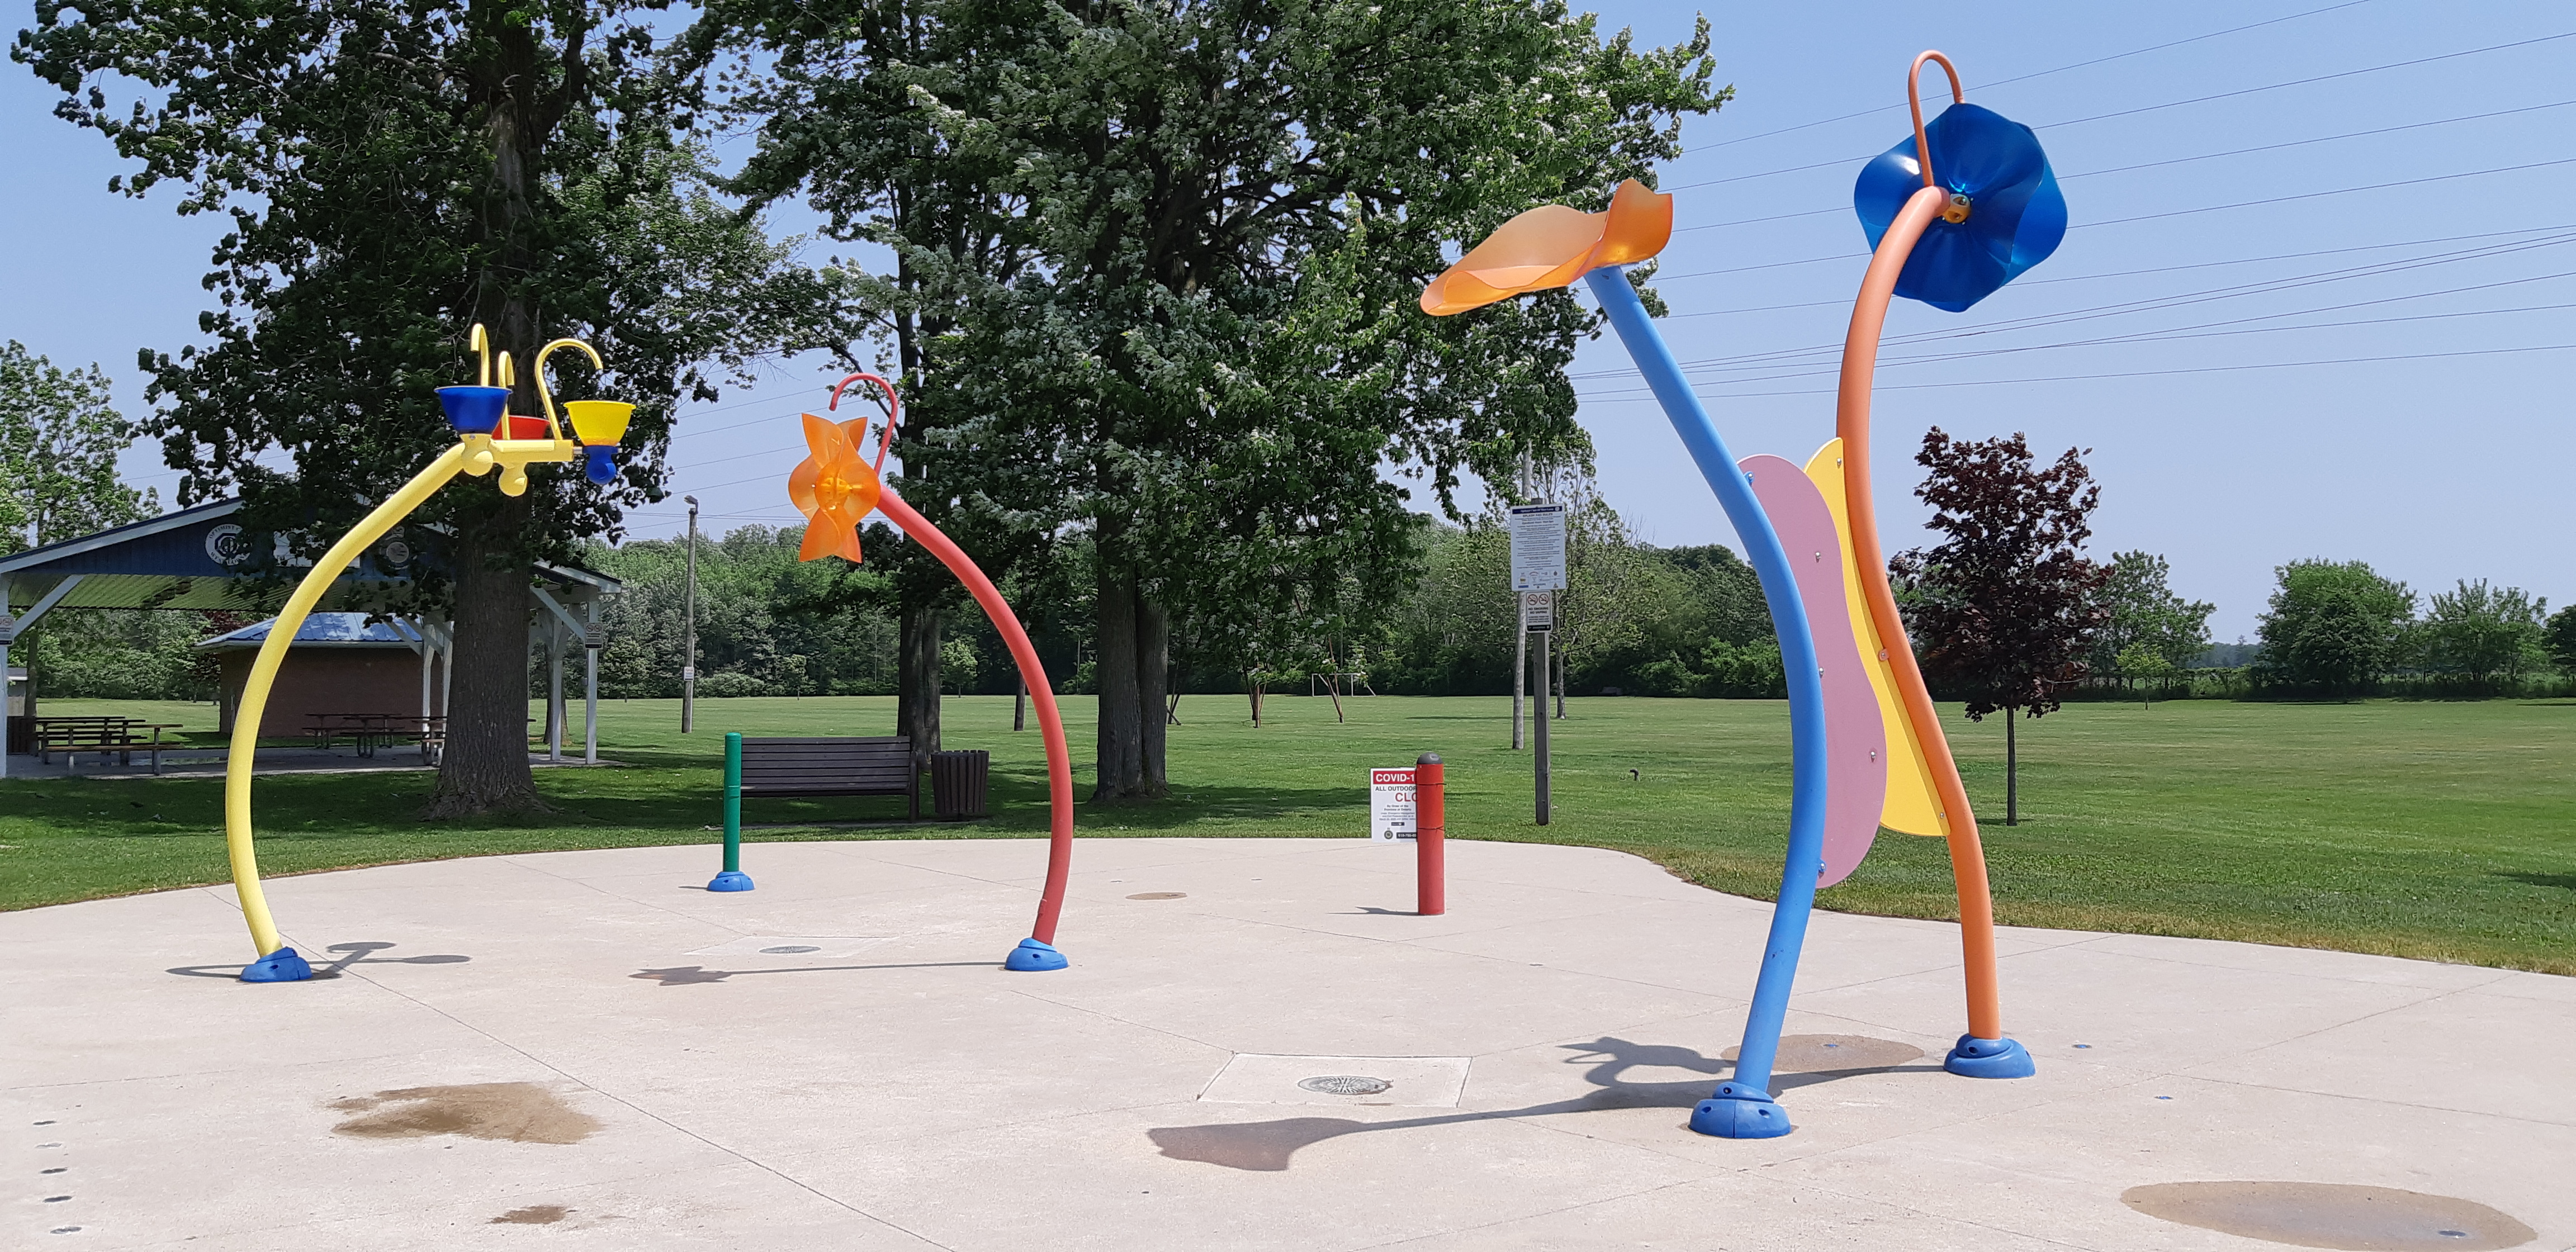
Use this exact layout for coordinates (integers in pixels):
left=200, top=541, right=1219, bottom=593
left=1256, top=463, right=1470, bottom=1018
left=165, top=940, right=471, bottom=980
left=1147, top=1035, right=1935, bottom=1172
left=629, top=961, right=994, bottom=985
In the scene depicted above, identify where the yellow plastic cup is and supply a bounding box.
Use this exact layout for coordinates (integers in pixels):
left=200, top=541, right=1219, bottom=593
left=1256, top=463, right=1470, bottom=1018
left=562, top=400, right=635, bottom=447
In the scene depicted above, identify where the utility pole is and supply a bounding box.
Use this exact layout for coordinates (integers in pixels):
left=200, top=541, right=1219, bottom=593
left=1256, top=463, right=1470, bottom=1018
left=681, top=495, right=699, bottom=733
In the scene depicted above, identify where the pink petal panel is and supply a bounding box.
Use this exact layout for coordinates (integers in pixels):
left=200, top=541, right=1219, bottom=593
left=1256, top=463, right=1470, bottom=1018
left=1741, top=454, right=1889, bottom=888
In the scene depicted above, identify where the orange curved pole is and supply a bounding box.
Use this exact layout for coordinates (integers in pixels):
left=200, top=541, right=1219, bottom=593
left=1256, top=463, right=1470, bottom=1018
left=1907, top=51, right=1965, bottom=191
left=1838, top=181, right=2007, bottom=1042
left=873, top=490, right=1077, bottom=945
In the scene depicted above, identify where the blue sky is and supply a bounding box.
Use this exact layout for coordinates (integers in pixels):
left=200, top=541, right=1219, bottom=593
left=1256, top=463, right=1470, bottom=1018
left=3, top=0, right=2569, bottom=638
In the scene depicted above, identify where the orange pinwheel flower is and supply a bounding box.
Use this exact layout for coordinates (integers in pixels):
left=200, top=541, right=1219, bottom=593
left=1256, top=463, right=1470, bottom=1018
left=1420, top=178, right=1675, bottom=317
left=787, top=412, right=883, bottom=563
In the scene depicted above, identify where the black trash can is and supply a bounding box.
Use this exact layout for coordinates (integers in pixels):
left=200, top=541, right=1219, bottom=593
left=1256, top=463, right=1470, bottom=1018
left=930, top=750, right=991, bottom=820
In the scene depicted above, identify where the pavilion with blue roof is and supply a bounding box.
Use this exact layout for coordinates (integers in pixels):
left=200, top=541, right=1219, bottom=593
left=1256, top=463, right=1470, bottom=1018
left=1, top=499, right=619, bottom=778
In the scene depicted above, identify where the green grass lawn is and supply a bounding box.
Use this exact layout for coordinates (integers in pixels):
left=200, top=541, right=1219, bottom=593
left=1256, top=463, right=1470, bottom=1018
left=6, top=693, right=2572, bottom=974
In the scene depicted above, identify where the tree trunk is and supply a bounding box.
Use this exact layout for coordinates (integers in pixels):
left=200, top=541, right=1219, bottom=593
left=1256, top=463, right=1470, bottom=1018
left=422, top=4, right=567, bottom=819
left=898, top=597, right=941, bottom=774
left=1093, top=562, right=1142, bottom=799
left=2004, top=706, right=2018, bottom=827
left=423, top=504, right=545, bottom=817
left=1136, top=594, right=1169, bottom=797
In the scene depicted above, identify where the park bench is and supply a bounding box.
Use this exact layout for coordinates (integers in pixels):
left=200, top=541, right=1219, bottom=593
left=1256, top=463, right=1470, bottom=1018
left=34, top=717, right=176, bottom=775
left=738, top=736, right=918, bottom=820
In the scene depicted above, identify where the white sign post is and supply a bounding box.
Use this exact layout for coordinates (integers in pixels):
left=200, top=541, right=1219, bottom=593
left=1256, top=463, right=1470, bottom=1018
left=1508, top=504, right=1567, bottom=591
left=1370, top=767, right=1418, bottom=842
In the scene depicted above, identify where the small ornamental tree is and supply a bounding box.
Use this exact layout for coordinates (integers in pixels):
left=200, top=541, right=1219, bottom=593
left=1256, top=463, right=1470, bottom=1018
left=1890, top=428, right=2109, bottom=826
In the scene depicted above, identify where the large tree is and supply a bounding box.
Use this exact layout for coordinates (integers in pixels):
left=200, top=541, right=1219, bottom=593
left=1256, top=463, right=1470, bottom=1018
left=2252, top=559, right=2416, bottom=699
left=2420, top=578, right=2546, bottom=691
left=2086, top=549, right=2214, bottom=693
left=20, top=0, right=817, bottom=813
left=0, top=342, right=153, bottom=553
left=719, top=0, right=1722, bottom=799
left=1892, top=429, right=2109, bottom=826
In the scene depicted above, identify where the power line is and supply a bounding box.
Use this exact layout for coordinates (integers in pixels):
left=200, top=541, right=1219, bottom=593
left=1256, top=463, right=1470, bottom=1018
left=2067, top=99, right=2576, bottom=182
left=1588, top=275, right=2576, bottom=395
left=2041, top=30, right=2576, bottom=133
left=1598, top=231, right=2576, bottom=377
left=1574, top=342, right=2576, bottom=402
left=1675, top=130, right=2576, bottom=237
left=1681, top=0, right=2379, bottom=159
left=1653, top=241, right=2576, bottom=379
left=1665, top=97, right=2575, bottom=206
left=1652, top=215, right=2576, bottom=291
left=2077, top=156, right=2576, bottom=230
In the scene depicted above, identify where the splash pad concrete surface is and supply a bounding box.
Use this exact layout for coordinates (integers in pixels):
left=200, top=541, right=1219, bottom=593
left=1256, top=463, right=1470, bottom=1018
left=6, top=838, right=2569, bottom=1250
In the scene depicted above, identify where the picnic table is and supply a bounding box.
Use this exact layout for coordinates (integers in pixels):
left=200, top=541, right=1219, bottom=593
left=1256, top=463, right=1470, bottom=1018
left=305, top=713, right=446, bottom=762
left=32, top=716, right=182, bottom=775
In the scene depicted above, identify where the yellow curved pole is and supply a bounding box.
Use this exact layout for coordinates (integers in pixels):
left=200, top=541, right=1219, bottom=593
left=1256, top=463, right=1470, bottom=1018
left=532, top=338, right=603, bottom=443
left=222, top=443, right=471, bottom=958
left=471, top=324, right=491, bottom=388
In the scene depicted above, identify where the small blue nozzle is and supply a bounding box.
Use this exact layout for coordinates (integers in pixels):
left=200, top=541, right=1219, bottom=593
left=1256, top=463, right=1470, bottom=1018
left=583, top=445, right=618, bottom=485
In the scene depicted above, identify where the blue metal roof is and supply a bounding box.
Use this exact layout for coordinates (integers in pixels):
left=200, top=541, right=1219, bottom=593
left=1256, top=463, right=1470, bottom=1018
left=196, top=613, right=420, bottom=651
left=0, top=496, right=618, bottom=613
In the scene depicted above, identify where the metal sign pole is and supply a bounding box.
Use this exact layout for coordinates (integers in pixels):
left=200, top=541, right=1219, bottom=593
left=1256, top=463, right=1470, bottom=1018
left=1532, top=621, right=1551, bottom=826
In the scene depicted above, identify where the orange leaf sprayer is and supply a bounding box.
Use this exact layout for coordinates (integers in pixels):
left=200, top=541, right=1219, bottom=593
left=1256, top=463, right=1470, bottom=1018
left=1420, top=178, right=1673, bottom=315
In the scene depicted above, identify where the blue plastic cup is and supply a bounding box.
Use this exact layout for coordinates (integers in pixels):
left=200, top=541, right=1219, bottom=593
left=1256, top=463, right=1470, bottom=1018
left=435, top=386, right=509, bottom=434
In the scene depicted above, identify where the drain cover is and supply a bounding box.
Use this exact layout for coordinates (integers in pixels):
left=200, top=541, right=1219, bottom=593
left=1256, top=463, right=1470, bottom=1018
left=1126, top=892, right=1186, bottom=900
left=759, top=945, right=822, bottom=955
left=1296, top=1075, right=1391, bottom=1097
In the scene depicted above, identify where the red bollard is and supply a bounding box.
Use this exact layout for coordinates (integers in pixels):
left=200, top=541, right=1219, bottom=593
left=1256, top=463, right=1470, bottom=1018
left=1416, top=752, right=1445, bottom=916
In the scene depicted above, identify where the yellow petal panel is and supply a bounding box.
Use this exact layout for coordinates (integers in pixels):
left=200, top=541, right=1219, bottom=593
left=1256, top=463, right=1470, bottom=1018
left=1805, top=439, right=1947, bottom=837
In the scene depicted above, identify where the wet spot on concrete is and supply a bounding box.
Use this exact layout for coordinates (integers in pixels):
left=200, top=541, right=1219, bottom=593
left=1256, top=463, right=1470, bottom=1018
left=1126, top=892, right=1186, bottom=900
left=2123, top=1182, right=2537, bottom=1250
left=329, top=1083, right=602, bottom=1145
left=1721, top=1034, right=1924, bottom=1073
left=490, top=1204, right=572, bottom=1225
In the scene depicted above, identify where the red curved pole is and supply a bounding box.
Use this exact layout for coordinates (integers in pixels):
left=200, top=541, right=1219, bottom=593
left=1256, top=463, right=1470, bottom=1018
left=828, top=372, right=902, bottom=476
left=873, top=490, right=1076, bottom=944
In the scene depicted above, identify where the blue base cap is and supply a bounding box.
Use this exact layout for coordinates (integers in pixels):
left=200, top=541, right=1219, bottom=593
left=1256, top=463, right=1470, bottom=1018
left=707, top=870, right=755, bottom=893
left=239, top=947, right=314, bottom=983
left=1003, top=937, right=1068, bottom=971
left=1944, top=1033, right=2037, bottom=1079
left=1689, top=1080, right=1792, bottom=1139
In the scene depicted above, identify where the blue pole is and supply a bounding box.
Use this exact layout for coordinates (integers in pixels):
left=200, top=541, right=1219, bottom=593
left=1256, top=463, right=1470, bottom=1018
left=1583, top=267, right=1830, bottom=1139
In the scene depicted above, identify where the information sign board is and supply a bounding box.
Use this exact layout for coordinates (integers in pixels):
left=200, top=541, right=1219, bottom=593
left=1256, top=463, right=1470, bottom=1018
left=1370, top=767, right=1417, bottom=842
left=1508, top=504, right=1567, bottom=591
left=1522, top=591, right=1554, bottom=632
